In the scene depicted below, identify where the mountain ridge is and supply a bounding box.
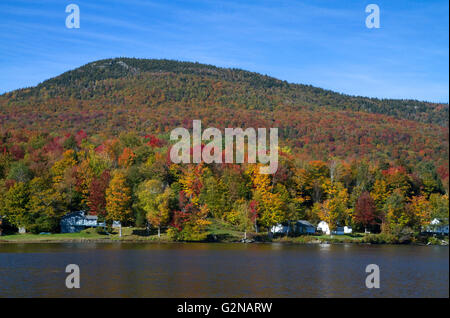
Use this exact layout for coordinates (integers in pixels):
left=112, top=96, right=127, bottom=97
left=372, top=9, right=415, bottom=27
left=1, top=57, right=448, bottom=126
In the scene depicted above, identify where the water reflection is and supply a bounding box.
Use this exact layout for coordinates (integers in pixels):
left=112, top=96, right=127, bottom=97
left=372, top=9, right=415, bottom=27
left=0, top=243, right=448, bottom=297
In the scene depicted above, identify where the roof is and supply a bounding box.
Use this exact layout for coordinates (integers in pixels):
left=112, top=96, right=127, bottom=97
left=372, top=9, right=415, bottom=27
left=297, top=220, right=314, bottom=227
left=62, top=211, right=85, bottom=219
left=62, top=211, right=97, bottom=220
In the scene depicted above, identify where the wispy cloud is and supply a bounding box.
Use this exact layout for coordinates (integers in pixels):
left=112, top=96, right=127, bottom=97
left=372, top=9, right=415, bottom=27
left=0, top=0, right=448, bottom=101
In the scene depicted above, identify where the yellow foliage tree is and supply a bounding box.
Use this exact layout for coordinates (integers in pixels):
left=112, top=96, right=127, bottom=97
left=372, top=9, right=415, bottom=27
left=371, top=179, right=390, bottom=210
left=318, top=181, right=350, bottom=232
left=51, top=149, right=77, bottom=185
left=105, top=172, right=133, bottom=224
left=409, top=196, right=432, bottom=229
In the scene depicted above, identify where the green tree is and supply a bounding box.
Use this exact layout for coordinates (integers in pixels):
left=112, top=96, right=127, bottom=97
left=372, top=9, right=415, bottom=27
left=200, top=175, right=228, bottom=219
left=429, top=193, right=449, bottom=226
left=232, top=200, right=253, bottom=240
left=137, top=179, right=171, bottom=237
left=3, top=182, right=30, bottom=230
left=27, top=178, right=66, bottom=233
left=7, top=162, right=32, bottom=183
left=383, top=190, right=412, bottom=229
left=318, top=181, right=351, bottom=233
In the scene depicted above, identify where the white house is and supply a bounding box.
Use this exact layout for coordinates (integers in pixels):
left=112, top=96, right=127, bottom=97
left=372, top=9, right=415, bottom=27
left=270, top=223, right=290, bottom=235
left=317, top=221, right=352, bottom=235
left=425, top=218, right=449, bottom=235
left=317, top=221, right=330, bottom=235
left=271, top=220, right=316, bottom=235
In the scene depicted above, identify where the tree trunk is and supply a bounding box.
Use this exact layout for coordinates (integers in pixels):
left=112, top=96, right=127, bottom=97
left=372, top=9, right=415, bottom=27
left=158, top=226, right=161, bottom=238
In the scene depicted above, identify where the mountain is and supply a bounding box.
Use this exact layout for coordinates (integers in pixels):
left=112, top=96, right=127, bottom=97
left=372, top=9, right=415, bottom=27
left=2, top=58, right=448, bottom=126
left=0, top=58, right=448, bottom=168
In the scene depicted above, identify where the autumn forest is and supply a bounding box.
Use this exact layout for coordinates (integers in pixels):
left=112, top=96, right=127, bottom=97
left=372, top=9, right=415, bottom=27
left=0, top=58, right=448, bottom=242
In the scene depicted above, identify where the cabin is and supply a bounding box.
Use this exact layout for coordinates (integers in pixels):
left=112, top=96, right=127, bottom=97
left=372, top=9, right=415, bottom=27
left=60, top=211, right=105, bottom=233
left=317, top=221, right=330, bottom=235
left=270, top=223, right=290, bottom=235
left=295, top=220, right=316, bottom=234
left=317, top=221, right=352, bottom=235
left=332, top=227, right=345, bottom=235
left=424, top=218, right=449, bottom=235
left=271, top=220, right=316, bottom=235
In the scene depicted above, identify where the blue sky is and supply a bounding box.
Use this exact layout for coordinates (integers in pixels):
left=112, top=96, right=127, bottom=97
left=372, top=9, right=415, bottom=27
left=0, top=0, right=448, bottom=102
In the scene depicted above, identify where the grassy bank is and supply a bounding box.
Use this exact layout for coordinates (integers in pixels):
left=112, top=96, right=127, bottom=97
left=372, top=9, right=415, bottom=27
left=0, top=227, right=172, bottom=243
left=273, top=234, right=364, bottom=244
left=1, top=221, right=448, bottom=245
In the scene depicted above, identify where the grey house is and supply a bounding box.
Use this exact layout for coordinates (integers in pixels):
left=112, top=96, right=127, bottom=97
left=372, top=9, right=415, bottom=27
left=60, top=211, right=105, bottom=233
left=295, top=220, right=316, bottom=234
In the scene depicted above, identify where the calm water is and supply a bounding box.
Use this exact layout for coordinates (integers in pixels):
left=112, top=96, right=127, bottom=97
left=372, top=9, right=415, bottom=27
left=0, top=243, right=448, bottom=297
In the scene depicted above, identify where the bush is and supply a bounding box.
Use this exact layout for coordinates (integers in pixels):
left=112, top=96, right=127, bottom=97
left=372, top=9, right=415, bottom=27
left=362, top=227, right=419, bottom=244
left=28, top=216, right=59, bottom=234
left=250, top=232, right=272, bottom=242
left=80, top=228, right=97, bottom=235
left=79, top=227, right=106, bottom=235
left=95, top=226, right=106, bottom=234
left=291, top=235, right=318, bottom=243
left=427, top=236, right=442, bottom=245
left=362, top=233, right=397, bottom=244
left=166, top=225, right=209, bottom=242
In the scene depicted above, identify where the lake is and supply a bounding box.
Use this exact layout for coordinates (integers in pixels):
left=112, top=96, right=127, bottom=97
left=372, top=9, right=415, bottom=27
left=0, top=243, right=448, bottom=297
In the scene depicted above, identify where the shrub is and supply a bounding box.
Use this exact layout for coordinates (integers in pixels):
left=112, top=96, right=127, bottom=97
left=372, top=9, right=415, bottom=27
left=80, top=228, right=97, bottom=235
left=427, top=236, right=445, bottom=245
left=250, top=232, right=272, bottom=242
left=362, top=233, right=397, bottom=244
left=95, top=226, right=106, bottom=234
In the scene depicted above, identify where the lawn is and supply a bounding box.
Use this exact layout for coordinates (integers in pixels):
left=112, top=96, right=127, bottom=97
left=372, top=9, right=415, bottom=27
left=0, top=227, right=170, bottom=243
left=0, top=221, right=382, bottom=245
left=206, top=218, right=245, bottom=242
left=0, top=232, right=106, bottom=242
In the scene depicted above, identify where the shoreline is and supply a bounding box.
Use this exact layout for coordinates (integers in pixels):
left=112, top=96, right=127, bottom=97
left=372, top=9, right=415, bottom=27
left=1, top=225, right=448, bottom=246
left=1, top=236, right=448, bottom=246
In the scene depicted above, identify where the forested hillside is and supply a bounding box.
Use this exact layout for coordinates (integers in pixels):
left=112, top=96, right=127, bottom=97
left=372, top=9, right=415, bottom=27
left=2, top=58, right=448, bottom=126
left=0, top=58, right=448, bottom=240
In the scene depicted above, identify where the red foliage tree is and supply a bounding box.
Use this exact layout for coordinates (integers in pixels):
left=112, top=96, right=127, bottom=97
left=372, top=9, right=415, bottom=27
left=353, top=191, right=378, bottom=232
left=87, top=170, right=111, bottom=217
left=249, top=200, right=259, bottom=232
left=9, top=145, right=25, bottom=160
left=145, top=134, right=164, bottom=148
left=75, top=130, right=88, bottom=146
